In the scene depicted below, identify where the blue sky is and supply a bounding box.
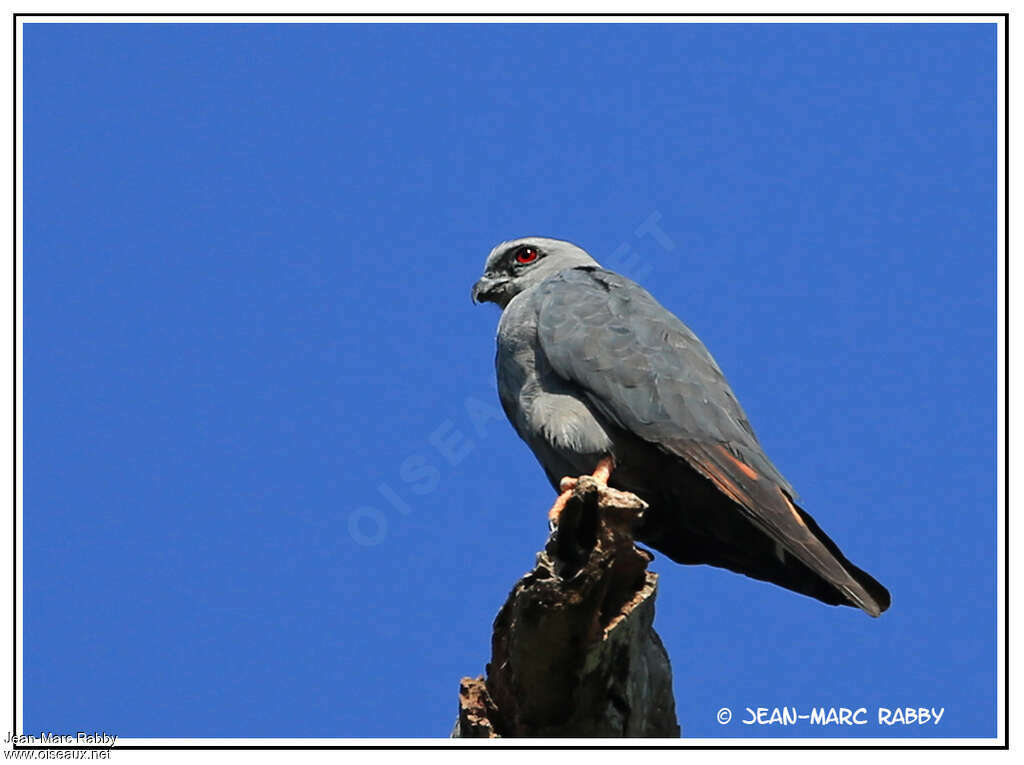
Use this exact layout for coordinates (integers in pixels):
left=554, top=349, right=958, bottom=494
left=22, top=22, right=997, bottom=739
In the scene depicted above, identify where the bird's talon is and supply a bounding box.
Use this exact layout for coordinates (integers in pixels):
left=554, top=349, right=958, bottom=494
left=547, top=488, right=573, bottom=526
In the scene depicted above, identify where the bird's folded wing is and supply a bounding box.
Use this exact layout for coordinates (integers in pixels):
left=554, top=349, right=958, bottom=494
left=535, top=267, right=792, bottom=490
left=536, top=267, right=887, bottom=616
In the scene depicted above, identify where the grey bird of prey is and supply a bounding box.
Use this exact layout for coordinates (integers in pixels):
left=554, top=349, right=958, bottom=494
left=472, top=236, right=890, bottom=616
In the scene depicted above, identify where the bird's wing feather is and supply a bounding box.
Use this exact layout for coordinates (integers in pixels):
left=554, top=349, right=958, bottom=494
left=535, top=267, right=788, bottom=485
left=536, top=267, right=885, bottom=616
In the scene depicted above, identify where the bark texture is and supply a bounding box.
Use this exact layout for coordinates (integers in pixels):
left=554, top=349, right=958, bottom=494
left=453, top=476, right=680, bottom=738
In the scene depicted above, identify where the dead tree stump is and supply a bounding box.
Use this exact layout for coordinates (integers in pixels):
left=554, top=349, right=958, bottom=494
left=453, top=476, right=680, bottom=738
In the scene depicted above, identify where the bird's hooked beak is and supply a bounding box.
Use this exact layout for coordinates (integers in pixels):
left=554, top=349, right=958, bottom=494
left=471, top=276, right=504, bottom=305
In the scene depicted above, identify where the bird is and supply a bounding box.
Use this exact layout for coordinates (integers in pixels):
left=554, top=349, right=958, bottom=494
left=471, top=236, right=890, bottom=617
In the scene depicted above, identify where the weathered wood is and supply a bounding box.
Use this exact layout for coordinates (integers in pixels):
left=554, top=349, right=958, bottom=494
left=453, top=476, right=680, bottom=738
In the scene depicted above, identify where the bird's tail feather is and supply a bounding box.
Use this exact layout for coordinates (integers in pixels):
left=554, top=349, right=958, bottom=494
left=667, top=441, right=890, bottom=616
left=647, top=516, right=890, bottom=616
left=789, top=502, right=891, bottom=615
left=635, top=461, right=891, bottom=615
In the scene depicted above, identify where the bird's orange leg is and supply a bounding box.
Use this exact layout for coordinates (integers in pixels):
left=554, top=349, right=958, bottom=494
left=547, top=456, right=616, bottom=526
left=591, top=455, right=613, bottom=485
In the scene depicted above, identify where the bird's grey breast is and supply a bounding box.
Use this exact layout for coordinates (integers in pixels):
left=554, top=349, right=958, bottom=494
left=495, top=286, right=614, bottom=467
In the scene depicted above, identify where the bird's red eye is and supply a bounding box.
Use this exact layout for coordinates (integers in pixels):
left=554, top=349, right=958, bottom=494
left=516, top=248, right=539, bottom=264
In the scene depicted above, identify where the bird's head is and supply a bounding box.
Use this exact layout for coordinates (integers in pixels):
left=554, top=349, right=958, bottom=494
left=471, top=237, right=599, bottom=309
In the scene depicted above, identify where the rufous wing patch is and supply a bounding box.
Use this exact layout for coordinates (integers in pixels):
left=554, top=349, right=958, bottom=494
left=715, top=444, right=759, bottom=481
left=779, top=487, right=806, bottom=528
left=693, top=457, right=748, bottom=508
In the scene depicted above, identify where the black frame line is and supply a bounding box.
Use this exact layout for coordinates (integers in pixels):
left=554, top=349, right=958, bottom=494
left=9, top=11, right=1010, bottom=752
